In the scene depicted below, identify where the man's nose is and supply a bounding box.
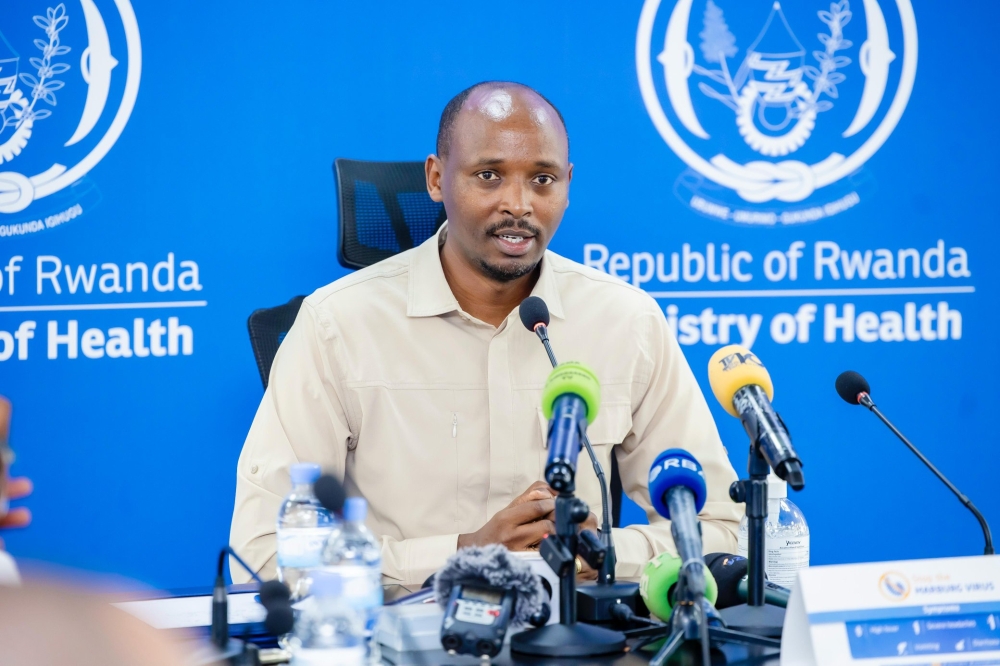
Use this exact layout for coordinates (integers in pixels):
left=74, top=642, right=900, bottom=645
left=499, top=179, right=532, bottom=219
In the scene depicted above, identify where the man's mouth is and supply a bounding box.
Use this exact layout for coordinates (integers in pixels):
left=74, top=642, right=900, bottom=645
left=497, top=233, right=530, bottom=244
left=491, top=231, right=537, bottom=257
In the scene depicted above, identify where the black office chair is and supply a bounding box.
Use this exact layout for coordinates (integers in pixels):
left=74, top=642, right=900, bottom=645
left=335, top=159, right=447, bottom=269
left=247, top=160, right=446, bottom=391
left=247, top=295, right=306, bottom=389
left=247, top=159, right=625, bottom=524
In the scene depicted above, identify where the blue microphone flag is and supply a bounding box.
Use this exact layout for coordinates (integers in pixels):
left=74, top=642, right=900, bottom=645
left=648, top=449, right=707, bottom=519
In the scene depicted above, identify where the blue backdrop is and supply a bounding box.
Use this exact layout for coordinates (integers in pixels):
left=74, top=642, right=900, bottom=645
left=0, top=0, right=993, bottom=589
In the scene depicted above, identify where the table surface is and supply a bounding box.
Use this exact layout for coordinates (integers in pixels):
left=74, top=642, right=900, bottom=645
left=378, top=643, right=780, bottom=666
left=163, top=585, right=783, bottom=665
left=378, top=585, right=781, bottom=665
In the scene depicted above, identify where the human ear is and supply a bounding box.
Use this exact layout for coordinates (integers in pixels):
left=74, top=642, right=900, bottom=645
left=426, top=154, right=444, bottom=202
left=565, top=163, right=574, bottom=210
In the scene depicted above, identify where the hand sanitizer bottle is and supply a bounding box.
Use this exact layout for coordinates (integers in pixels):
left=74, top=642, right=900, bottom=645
left=737, top=472, right=809, bottom=589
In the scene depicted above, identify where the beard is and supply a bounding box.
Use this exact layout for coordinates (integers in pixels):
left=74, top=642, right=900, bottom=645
left=476, top=217, right=543, bottom=282
left=476, top=256, right=540, bottom=282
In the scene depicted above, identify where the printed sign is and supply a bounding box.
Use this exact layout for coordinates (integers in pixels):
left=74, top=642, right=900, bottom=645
left=782, top=556, right=1000, bottom=665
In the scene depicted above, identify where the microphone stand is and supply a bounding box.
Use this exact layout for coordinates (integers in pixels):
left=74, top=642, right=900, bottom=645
left=859, top=393, right=994, bottom=555
left=511, top=489, right=627, bottom=656
left=206, top=547, right=265, bottom=666
left=531, top=324, right=641, bottom=623
left=719, top=441, right=787, bottom=637
left=626, top=561, right=780, bottom=665
left=511, top=427, right=627, bottom=656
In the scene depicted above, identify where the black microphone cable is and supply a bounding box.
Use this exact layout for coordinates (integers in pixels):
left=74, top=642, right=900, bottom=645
left=221, top=546, right=296, bottom=638
left=519, top=295, right=617, bottom=584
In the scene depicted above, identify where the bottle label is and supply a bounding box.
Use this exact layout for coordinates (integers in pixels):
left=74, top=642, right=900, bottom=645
left=737, top=533, right=810, bottom=589
left=324, top=565, right=383, bottom=610
left=766, top=535, right=809, bottom=588
left=277, top=527, right=334, bottom=568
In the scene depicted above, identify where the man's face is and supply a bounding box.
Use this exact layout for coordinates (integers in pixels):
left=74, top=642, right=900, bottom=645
left=427, top=87, right=572, bottom=282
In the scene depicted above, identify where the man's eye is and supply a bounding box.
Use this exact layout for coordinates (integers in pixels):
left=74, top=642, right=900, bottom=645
left=533, top=175, right=555, bottom=185
left=477, top=171, right=499, bottom=181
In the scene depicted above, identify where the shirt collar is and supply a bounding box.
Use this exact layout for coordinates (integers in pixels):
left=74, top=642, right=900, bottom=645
left=407, top=223, right=565, bottom=320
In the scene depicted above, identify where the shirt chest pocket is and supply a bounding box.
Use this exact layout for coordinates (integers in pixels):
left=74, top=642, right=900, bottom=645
left=536, top=402, right=633, bottom=448
left=536, top=402, right=632, bottom=501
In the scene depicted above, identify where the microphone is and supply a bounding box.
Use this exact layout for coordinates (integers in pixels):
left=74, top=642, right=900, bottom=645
left=737, top=576, right=790, bottom=608
left=314, top=474, right=348, bottom=514
left=258, top=580, right=295, bottom=637
left=640, top=551, right=719, bottom=622
left=519, top=297, right=622, bottom=594
left=648, top=449, right=708, bottom=586
left=222, top=546, right=296, bottom=637
left=540, top=362, right=601, bottom=491
left=434, top=545, right=547, bottom=657
left=519, top=295, right=557, bottom=366
left=703, top=553, right=748, bottom=610
left=211, top=551, right=229, bottom=650
left=702, top=552, right=790, bottom=609
left=836, top=370, right=995, bottom=556
left=708, top=345, right=804, bottom=490
left=208, top=546, right=294, bottom=666
left=644, top=453, right=714, bottom=666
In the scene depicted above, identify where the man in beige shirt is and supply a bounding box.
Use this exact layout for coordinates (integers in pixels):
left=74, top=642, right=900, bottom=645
left=230, top=82, right=742, bottom=586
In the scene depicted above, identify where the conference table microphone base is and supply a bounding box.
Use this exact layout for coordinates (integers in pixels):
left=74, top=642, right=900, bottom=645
left=576, top=581, right=641, bottom=623
left=511, top=492, right=628, bottom=657
left=629, top=594, right=782, bottom=666
left=510, top=622, right=626, bottom=657
left=719, top=602, right=786, bottom=638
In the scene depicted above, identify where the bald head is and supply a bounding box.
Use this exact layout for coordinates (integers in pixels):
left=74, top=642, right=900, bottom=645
left=425, top=82, right=573, bottom=291
left=436, top=81, right=569, bottom=159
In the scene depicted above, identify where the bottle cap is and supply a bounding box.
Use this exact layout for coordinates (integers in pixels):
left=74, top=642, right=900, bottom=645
left=289, top=463, right=321, bottom=486
left=344, top=497, right=367, bottom=523
left=767, top=472, right=787, bottom=499
left=309, top=570, right=342, bottom=597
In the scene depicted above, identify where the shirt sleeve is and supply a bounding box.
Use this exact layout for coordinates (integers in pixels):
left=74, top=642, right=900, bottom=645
left=610, top=301, right=743, bottom=579
left=229, top=300, right=460, bottom=586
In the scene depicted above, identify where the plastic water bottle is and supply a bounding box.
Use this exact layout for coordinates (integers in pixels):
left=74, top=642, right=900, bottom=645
left=277, top=463, right=337, bottom=600
left=737, top=472, right=809, bottom=589
left=290, top=570, right=366, bottom=666
left=321, top=497, right=382, bottom=659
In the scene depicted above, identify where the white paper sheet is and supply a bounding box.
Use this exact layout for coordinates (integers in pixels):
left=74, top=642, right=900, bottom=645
left=113, top=592, right=267, bottom=630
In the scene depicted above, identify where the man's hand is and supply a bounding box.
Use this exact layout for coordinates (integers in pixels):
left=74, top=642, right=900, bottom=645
left=538, top=506, right=600, bottom=582
left=0, top=477, right=32, bottom=547
left=458, top=481, right=604, bottom=582
left=563, top=510, right=600, bottom=582
left=541, top=503, right=599, bottom=536
left=577, top=555, right=599, bottom=582
left=458, top=482, right=555, bottom=551
left=0, top=396, right=32, bottom=550
left=508, top=481, right=553, bottom=508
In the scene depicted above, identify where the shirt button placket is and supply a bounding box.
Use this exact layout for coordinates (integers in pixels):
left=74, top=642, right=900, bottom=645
left=485, top=321, right=516, bottom=517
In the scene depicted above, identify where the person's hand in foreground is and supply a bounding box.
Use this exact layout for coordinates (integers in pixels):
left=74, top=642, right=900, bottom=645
left=459, top=480, right=601, bottom=581
left=0, top=581, right=194, bottom=666
left=0, top=397, right=32, bottom=550
left=0, top=478, right=32, bottom=547
left=458, top=481, right=555, bottom=551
